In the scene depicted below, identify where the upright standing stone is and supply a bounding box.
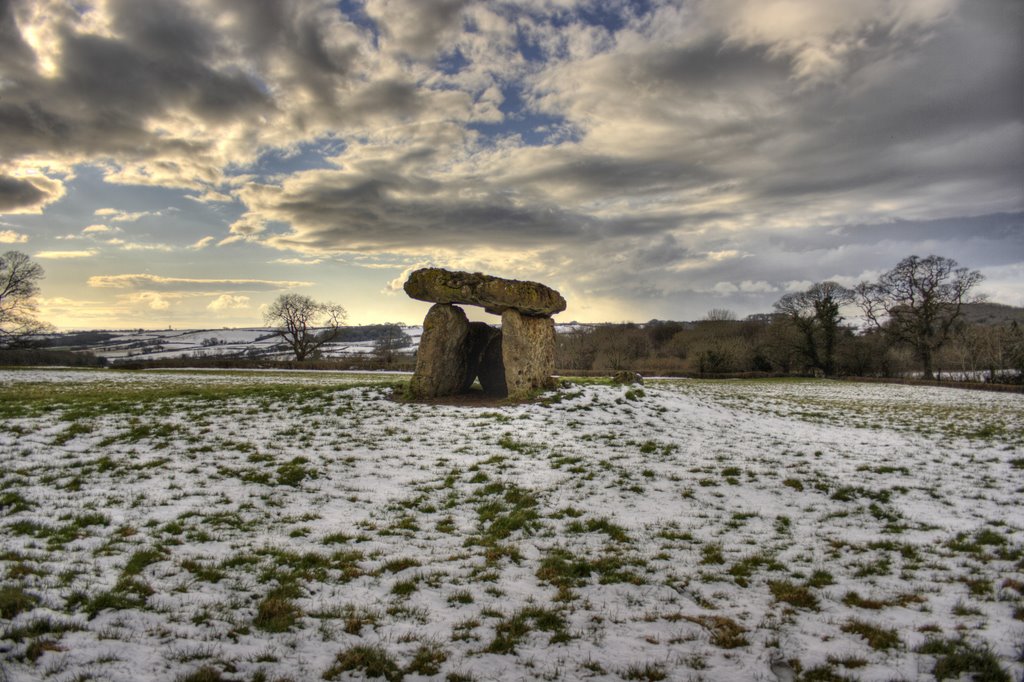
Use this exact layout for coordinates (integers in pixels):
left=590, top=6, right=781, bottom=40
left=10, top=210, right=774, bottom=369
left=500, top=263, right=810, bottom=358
left=501, top=309, right=556, bottom=399
left=410, top=304, right=471, bottom=398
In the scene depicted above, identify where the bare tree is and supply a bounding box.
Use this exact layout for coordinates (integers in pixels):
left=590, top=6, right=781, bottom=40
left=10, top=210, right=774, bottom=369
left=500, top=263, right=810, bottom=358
left=856, top=255, right=983, bottom=379
left=373, top=323, right=411, bottom=365
left=0, top=251, right=51, bottom=347
left=773, top=281, right=854, bottom=376
left=264, top=293, right=347, bottom=361
left=704, top=308, right=737, bottom=322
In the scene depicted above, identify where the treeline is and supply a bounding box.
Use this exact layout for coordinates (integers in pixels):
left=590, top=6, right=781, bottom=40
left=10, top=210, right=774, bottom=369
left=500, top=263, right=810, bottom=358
left=553, top=255, right=1024, bottom=385
left=113, top=355, right=416, bottom=372
left=554, top=313, right=1024, bottom=383
left=0, top=348, right=107, bottom=367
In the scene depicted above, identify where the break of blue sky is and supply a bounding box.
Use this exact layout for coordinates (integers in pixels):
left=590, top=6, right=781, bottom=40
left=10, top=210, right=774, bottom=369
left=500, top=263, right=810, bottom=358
left=1, top=0, right=1021, bottom=329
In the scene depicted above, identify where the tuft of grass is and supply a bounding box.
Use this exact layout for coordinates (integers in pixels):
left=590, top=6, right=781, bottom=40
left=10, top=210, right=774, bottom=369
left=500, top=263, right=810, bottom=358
left=768, top=580, right=819, bottom=610
left=0, top=585, right=38, bottom=619
left=620, top=661, right=667, bottom=681
left=175, top=666, right=225, bottom=682
left=2, top=615, right=82, bottom=642
left=699, top=543, right=725, bottom=565
left=840, top=618, right=900, bottom=651
left=916, top=636, right=1010, bottom=681
left=253, top=591, right=302, bottom=633
left=276, top=457, right=317, bottom=487
left=486, top=606, right=570, bottom=654
left=0, top=491, right=34, bottom=514
left=728, top=551, right=784, bottom=587
left=84, top=577, right=152, bottom=619
left=565, top=516, right=630, bottom=542
left=381, top=557, right=421, bottom=573
left=681, top=615, right=748, bottom=649
left=122, top=546, right=168, bottom=577
left=405, top=642, right=447, bottom=676
left=323, top=644, right=402, bottom=681
left=805, top=569, right=835, bottom=588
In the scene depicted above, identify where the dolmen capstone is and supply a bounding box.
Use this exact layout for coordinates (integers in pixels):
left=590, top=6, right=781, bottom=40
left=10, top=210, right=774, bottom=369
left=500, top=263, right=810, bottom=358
left=404, top=268, right=566, bottom=400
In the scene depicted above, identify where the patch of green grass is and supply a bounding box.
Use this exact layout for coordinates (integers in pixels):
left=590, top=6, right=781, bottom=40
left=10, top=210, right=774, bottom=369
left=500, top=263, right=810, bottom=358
left=180, top=558, right=225, bottom=583
left=391, top=578, right=418, bottom=597
left=122, top=546, right=168, bottom=577
left=0, top=585, right=38, bottom=618
left=84, top=577, right=153, bottom=619
left=840, top=618, right=901, bottom=651
left=728, top=551, right=784, bottom=587
left=916, top=636, right=1011, bottom=681
left=253, top=590, right=302, bottom=633
left=680, top=614, right=748, bottom=649
left=2, top=615, right=82, bottom=642
left=768, top=580, right=819, bottom=610
left=52, top=420, right=94, bottom=445
left=381, top=557, right=421, bottom=573
left=486, top=606, right=569, bottom=654
left=565, top=516, right=630, bottom=542
left=0, top=491, right=34, bottom=514
left=276, top=457, right=317, bottom=486
left=536, top=547, right=593, bottom=591
left=405, top=642, right=447, bottom=676
left=699, top=543, right=725, bottom=565
left=323, top=644, right=403, bottom=681
left=447, top=589, right=474, bottom=605
left=176, top=666, right=225, bottom=682
left=620, top=661, right=667, bottom=681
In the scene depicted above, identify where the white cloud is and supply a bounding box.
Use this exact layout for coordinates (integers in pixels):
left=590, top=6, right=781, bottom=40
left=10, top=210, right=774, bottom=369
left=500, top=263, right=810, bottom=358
left=0, top=229, right=29, bottom=244
left=190, top=236, right=215, bottom=250
left=131, top=292, right=172, bottom=310
left=207, top=294, right=251, bottom=311
left=92, top=208, right=166, bottom=222
left=87, top=273, right=312, bottom=291
left=739, top=280, right=776, bottom=293
left=35, top=249, right=97, bottom=259
left=82, top=224, right=118, bottom=234
left=271, top=257, right=323, bottom=265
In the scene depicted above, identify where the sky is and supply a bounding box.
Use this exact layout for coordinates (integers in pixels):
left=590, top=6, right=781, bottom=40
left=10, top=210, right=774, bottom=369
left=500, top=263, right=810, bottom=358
left=0, top=0, right=1022, bottom=330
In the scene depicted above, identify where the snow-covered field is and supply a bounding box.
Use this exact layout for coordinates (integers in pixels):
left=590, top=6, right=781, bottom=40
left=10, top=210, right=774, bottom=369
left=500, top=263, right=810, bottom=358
left=59, top=327, right=426, bottom=362
left=1, top=370, right=1022, bottom=682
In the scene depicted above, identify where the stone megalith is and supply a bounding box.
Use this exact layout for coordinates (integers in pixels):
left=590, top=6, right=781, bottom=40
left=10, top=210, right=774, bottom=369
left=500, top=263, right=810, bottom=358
left=501, top=309, right=556, bottom=399
left=405, top=268, right=565, bottom=399
left=409, top=303, right=471, bottom=398
left=404, top=268, right=567, bottom=316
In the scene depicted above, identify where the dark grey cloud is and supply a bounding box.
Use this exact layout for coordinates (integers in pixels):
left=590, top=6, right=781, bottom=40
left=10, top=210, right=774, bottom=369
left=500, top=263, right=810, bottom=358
left=0, top=173, right=63, bottom=213
left=0, top=174, right=47, bottom=211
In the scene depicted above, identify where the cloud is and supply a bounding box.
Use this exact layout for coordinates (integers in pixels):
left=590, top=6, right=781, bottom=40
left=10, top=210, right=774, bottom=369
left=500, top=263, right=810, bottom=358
left=93, top=208, right=166, bottom=222
left=35, top=249, right=97, bottom=259
left=272, top=257, right=323, bottom=265
left=87, top=273, right=312, bottom=292
left=131, top=292, right=172, bottom=310
left=0, top=229, right=29, bottom=243
left=0, top=0, right=1019, bottom=321
left=82, top=224, right=118, bottom=234
left=207, top=294, right=251, bottom=311
left=0, top=174, right=65, bottom=214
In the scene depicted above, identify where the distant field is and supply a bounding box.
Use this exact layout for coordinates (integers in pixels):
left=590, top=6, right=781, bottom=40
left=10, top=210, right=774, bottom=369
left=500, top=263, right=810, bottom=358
left=1, top=369, right=1022, bottom=681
